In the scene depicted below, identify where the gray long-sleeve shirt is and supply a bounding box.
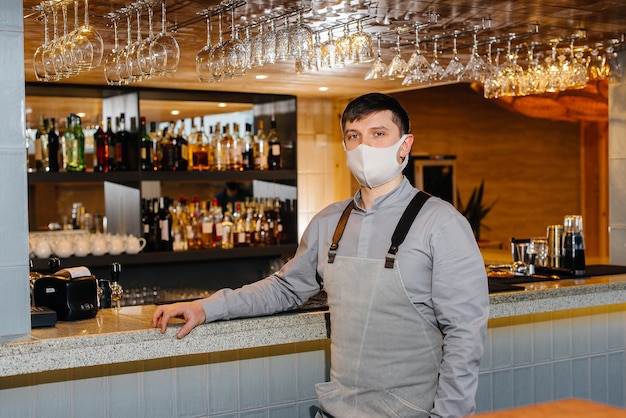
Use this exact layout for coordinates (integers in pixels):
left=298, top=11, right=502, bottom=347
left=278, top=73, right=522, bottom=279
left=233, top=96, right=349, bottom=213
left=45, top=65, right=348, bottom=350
left=198, top=177, right=489, bottom=418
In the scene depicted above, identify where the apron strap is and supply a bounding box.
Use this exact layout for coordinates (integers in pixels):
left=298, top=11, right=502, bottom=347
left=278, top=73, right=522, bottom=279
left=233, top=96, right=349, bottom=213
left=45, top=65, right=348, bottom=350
left=327, top=200, right=355, bottom=263
left=385, top=191, right=431, bottom=269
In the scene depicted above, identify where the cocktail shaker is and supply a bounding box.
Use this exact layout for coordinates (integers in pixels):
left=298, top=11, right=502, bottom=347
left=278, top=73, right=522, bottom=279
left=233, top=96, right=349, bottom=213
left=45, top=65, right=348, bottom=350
left=562, top=215, right=586, bottom=275
left=546, top=225, right=563, bottom=268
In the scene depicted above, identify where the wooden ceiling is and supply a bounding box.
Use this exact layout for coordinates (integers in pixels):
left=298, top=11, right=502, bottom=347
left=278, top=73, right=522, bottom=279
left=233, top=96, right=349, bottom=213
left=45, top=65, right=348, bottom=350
left=22, top=0, right=626, bottom=124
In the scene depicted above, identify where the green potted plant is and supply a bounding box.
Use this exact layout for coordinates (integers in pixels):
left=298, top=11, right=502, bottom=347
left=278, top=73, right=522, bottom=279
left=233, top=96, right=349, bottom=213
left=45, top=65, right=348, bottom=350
left=456, top=180, right=497, bottom=242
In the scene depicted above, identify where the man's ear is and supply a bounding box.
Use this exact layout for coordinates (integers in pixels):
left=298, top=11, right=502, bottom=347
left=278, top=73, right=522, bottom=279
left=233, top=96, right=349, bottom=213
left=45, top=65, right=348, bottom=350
left=400, top=134, right=414, bottom=158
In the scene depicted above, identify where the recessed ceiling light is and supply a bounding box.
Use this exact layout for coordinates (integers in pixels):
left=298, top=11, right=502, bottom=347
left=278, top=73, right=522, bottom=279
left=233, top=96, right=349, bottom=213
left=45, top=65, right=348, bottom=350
left=170, top=110, right=180, bottom=116
left=255, top=75, right=268, bottom=80
left=318, top=86, right=329, bottom=91
left=218, top=103, right=227, bottom=108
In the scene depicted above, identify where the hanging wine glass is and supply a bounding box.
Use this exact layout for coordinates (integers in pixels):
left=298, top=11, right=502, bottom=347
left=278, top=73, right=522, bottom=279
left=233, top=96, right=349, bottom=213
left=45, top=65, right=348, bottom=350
left=222, top=3, right=247, bottom=78
left=69, top=0, right=91, bottom=73
left=33, top=5, right=51, bottom=82
left=427, top=35, right=445, bottom=82
left=115, top=11, right=134, bottom=85
left=441, top=31, right=465, bottom=81
left=567, top=38, right=588, bottom=89
left=518, top=42, right=546, bottom=95
left=127, top=7, right=145, bottom=82
left=350, top=19, right=373, bottom=64
left=208, top=11, right=226, bottom=81
left=48, top=6, right=68, bottom=80
left=482, top=38, right=500, bottom=99
left=385, top=31, right=408, bottom=80
left=196, top=10, right=216, bottom=82
left=543, top=39, right=563, bottom=92
left=263, top=18, right=277, bottom=64
left=151, top=0, right=180, bottom=74
left=335, top=22, right=352, bottom=67
left=364, top=33, right=387, bottom=80
left=310, top=31, right=323, bottom=72
left=73, top=0, right=104, bottom=70
left=60, top=2, right=79, bottom=76
left=403, top=22, right=430, bottom=86
left=320, top=28, right=337, bottom=69
left=138, top=1, right=160, bottom=77
left=241, top=26, right=252, bottom=70
left=275, top=15, right=290, bottom=62
left=459, top=27, right=488, bottom=82
left=250, top=21, right=265, bottom=67
left=104, top=15, right=123, bottom=85
left=289, top=10, right=313, bottom=60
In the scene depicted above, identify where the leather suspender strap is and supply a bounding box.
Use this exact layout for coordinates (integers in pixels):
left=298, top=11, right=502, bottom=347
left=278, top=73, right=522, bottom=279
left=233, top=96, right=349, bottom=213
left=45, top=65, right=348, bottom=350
left=385, top=191, right=431, bottom=269
left=327, top=200, right=355, bottom=263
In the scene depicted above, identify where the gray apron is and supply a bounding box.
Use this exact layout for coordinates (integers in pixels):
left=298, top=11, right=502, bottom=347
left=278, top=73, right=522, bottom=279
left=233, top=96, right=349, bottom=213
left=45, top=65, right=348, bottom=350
left=315, top=192, right=443, bottom=418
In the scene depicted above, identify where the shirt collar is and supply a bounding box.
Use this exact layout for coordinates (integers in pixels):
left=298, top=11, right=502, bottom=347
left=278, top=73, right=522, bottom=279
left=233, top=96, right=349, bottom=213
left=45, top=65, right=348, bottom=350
left=352, top=177, right=412, bottom=212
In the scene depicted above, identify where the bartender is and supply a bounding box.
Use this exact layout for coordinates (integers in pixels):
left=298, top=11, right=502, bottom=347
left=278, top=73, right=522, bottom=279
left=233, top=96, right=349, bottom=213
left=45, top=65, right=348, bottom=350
left=214, top=181, right=252, bottom=212
left=153, top=92, right=489, bottom=418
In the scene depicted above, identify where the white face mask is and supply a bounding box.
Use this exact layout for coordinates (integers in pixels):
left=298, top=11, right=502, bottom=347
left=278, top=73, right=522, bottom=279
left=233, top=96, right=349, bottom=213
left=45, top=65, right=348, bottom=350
left=344, top=134, right=409, bottom=188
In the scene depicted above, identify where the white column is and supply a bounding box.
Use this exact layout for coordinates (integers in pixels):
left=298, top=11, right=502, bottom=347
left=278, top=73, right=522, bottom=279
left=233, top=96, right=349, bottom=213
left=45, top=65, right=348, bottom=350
left=609, top=49, right=626, bottom=265
left=0, top=0, right=30, bottom=337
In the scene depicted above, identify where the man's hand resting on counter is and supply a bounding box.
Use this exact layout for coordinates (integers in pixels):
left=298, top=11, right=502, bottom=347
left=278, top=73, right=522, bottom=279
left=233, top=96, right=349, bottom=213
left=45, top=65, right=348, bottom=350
left=152, top=302, right=206, bottom=339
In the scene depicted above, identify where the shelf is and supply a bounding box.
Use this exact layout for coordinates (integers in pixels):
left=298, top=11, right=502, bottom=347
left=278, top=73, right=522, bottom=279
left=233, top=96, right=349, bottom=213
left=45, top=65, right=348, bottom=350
left=31, top=244, right=298, bottom=271
left=27, top=171, right=140, bottom=184
left=138, top=169, right=297, bottom=182
left=28, top=170, right=298, bottom=184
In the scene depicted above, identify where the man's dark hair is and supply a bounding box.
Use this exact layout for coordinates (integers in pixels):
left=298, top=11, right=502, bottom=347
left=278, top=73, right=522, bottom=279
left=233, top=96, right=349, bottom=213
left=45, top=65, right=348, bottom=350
left=341, top=93, right=411, bottom=135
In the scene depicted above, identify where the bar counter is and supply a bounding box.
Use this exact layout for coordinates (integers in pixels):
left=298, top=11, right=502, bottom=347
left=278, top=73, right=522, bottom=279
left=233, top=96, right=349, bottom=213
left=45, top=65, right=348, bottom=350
left=3, top=270, right=626, bottom=378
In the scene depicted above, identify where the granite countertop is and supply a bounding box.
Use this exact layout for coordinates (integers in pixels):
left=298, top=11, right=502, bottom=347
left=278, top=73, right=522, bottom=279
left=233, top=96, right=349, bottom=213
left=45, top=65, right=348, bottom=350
left=2, top=271, right=626, bottom=378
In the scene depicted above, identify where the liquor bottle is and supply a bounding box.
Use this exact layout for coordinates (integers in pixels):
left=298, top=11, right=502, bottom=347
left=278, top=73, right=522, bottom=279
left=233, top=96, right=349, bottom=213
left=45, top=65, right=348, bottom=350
left=233, top=201, right=248, bottom=247
left=139, top=117, right=152, bottom=171
left=115, top=113, right=130, bottom=171
left=187, top=196, right=202, bottom=250
left=215, top=123, right=230, bottom=171
left=190, top=119, right=211, bottom=171
left=254, top=120, right=268, bottom=170
left=200, top=200, right=214, bottom=249
left=129, top=116, right=139, bottom=171
left=264, top=198, right=276, bottom=245
left=158, top=197, right=173, bottom=251
left=267, top=118, right=281, bottom=170
left=149, top=122, right=161, bottom=171
left=147, top=198, right=160, bottom=251
left=66, top=114, right=85, bottom=172
left=221, top=202, right=234, bottom=249
left=211, top=197, right=223, bottom=248
left=106, top=117, right=117, bottom=171
left=140, top=198, right=153, bottom=251
left=273, top=197, right=284, bottom=244
left=230, top=123, right=243, bottom=171
left=160, top=122, right=177, bottom=171
left=176, top=122, right=189, bottom=171
left=34, top=115, right=47, bottom=172
left=47, top=118, right=60, bottom=172
left=171, top=197, right=188, bottom=252
left=93, top=120, right=109, bottom=172
left=241, top=123, right=254, bottom=170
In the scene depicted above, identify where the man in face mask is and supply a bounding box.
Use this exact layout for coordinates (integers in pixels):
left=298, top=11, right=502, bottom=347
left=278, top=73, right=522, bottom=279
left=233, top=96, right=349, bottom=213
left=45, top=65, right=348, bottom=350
left=153, top=93, right=489, bottom=418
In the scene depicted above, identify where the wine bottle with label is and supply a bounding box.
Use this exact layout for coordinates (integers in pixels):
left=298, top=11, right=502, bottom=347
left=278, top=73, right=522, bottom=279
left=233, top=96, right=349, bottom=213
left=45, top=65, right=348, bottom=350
left=254, top=120, right=268, bottom=170
left=267, top=118, right=281, bottom=170
left=115, top=113, right=130, bottom=171
left=94, top=119, right=108, bottom=172
left=47, top=118, right=60, bottom=172
left=139, top=117, right=152, bottom=171
left=106, top=117, right=116, bottom=172
left=66, top=114, right=85, bottom=172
